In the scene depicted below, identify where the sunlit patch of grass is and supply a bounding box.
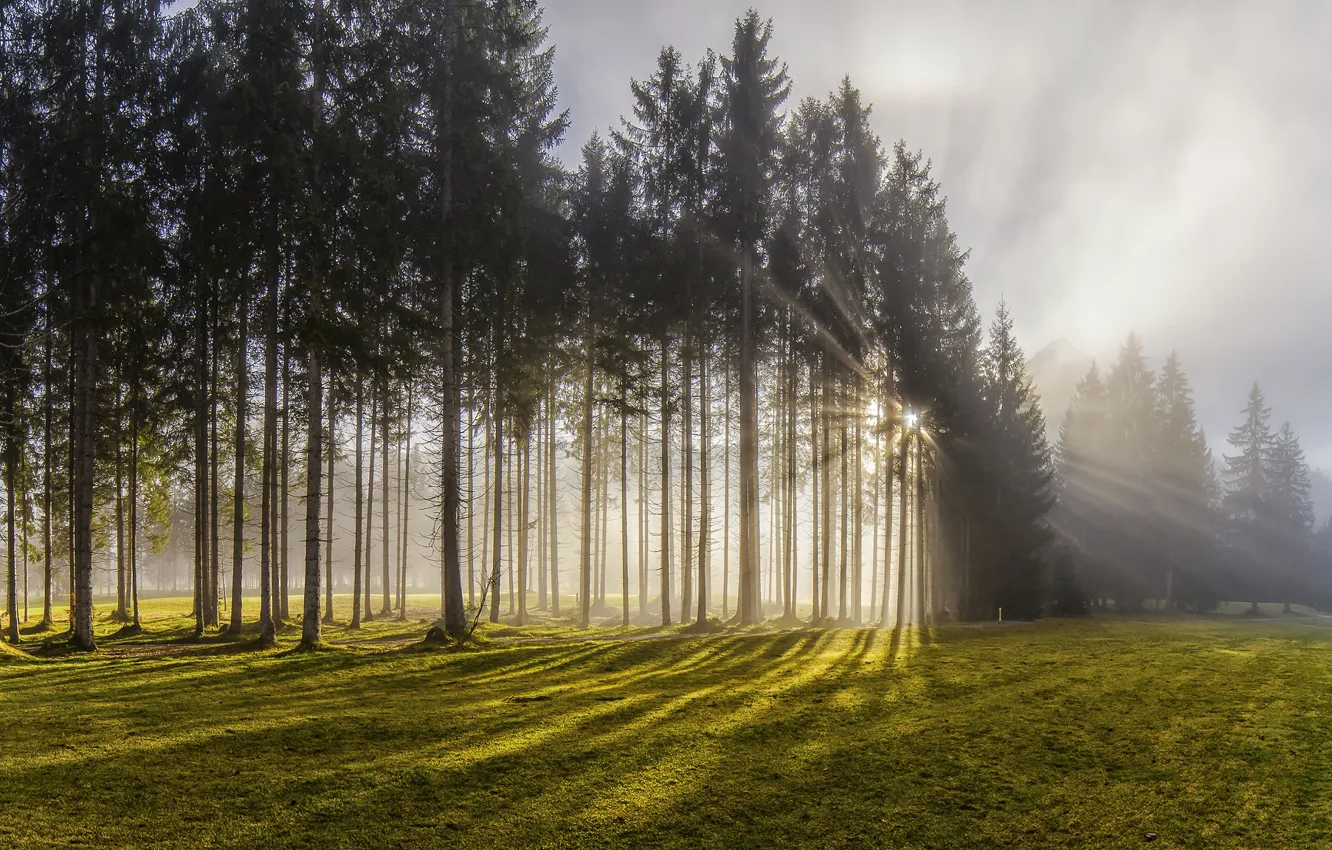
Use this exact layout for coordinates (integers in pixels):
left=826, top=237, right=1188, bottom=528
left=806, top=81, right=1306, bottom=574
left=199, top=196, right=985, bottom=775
left=7, top=612, right=1332, bottom=846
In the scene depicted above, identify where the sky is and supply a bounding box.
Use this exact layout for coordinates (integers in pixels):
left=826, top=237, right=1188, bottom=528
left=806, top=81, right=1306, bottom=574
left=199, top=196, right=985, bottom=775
left=545, top=0, right=1332, bottom=469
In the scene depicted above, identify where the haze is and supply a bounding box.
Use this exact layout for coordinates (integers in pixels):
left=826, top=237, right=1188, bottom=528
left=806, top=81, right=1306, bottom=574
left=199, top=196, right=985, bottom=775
left=549, top=0, right=1332, bottom=467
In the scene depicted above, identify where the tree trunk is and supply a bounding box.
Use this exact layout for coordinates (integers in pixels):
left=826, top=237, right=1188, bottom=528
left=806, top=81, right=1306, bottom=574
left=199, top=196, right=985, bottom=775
left=363, top=383, right=377, bottom=622
left=351, top=377, right=364, bottom=629
left=682, top=334, right=693, bottom=622
left=696, top=346, right=709, bottom=626
left=5, top=383, right=19, bottom=643
left=548, top=383, right=559, bottom=616
left=209, top=289, right=220, bottom=627
left=258, top=206, right=279, bottom=645
left=280, top=345, right=291, bottom=621
left=518, top=430, right=530, bottom=625
left=490, top=413, right=503, bottom=624
left=810, top=359, right=820, bottom=624
left=301, top=334, right=324, bottom=648
left=738, top=247, right=760, bottom=625
left=398, top=385, right=412, bottom=620
left=537, top=394, right=547, bottom=612
left=229, top=285, right=248, bottom=634
left=114, top=380, right=126, bottom=621
left=323, top=386, right=335, bottom=623
left=194, top=279, right=209, bottom=637
left=894, top=417, right=910, bottom=629
left=659, top=338, right=672, bottom=627
left=820, top=364, right=832, bottom=622
left=638, top=411, right=646, bottom=618
left=579, top=332, right=594, bottom=629
left=853, top=379, right=863, bottom=625
left=621, top=393, right=631, bottom=627
left=381, top=383, right=391, bottom=615
left=723, top=359, right=730, bottom=620
left=839, top=381, right=849, bottom=622
left=129, top=388, right=140, bottom=629
left=41, top=314, right=53, bottom=628
left=436, top=0, right=467, bottom=638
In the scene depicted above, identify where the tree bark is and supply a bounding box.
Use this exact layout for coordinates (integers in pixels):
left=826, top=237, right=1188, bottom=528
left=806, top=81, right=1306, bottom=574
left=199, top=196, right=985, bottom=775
left=363, top=383, right=376, bottom=622
left=351, top=376, right=364, bottom=629
left=436, top=0, right=466, bottom=638
left=579, top=331, right=594, bottom=629
left=229, top=284, right=248, bottom=634
left=659, top=338, right=672, bottom=626
left=323, top=385, right=335, bottom=623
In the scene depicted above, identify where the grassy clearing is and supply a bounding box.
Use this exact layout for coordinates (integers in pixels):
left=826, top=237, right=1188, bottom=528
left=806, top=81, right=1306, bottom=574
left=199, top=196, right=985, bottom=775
left=4, top=604, right=1332, bottom=848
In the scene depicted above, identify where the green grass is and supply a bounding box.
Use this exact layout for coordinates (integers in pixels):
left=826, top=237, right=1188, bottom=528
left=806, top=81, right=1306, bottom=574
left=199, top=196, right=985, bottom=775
left=4, top=601, right=1332, bottom=848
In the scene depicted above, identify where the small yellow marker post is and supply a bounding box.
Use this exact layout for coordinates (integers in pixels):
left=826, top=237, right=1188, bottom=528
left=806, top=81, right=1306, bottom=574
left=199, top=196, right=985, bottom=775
left=998, top=607, right=1003, bottom=623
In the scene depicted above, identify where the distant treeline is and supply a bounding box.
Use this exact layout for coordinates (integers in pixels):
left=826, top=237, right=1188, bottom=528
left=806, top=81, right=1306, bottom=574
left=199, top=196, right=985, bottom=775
left=1055, top=334, right=1329, bottom=612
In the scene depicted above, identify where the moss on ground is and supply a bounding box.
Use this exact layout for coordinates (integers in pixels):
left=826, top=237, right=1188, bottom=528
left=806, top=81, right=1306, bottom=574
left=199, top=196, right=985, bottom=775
left=3, top=600, right=1332, bottom=848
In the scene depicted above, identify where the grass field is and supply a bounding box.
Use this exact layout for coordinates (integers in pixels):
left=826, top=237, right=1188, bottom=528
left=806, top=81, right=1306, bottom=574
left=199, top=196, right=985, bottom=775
left=4, top=600, right=1332, bottom=848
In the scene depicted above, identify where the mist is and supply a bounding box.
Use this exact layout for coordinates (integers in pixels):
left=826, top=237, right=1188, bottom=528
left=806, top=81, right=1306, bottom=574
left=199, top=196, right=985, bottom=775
left=548, top=0, right=1332, bottom=469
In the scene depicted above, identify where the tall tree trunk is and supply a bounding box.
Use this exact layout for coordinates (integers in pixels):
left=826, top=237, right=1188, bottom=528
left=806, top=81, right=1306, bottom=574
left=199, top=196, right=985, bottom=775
left=490, top=413, right=503, bottom=624
left=323, top=386, right=335, bottom=623
left=548, top=383, right=559, bottom=616
left=478, top=400, right=490, bottom=609
left=518, top=430, right=530, bottom=625
left=853, top=379, right=863, bottom=625
left=258, top=206, right=279, bottom=645
left=869, top=399, right=880, bottom=620
left=41, top=313, right=53, bottom=629
left=351, top=377, right=364, bottom=629
left=839, top=381, right=848, bottom=622
left=579, top=333, right=593, bottom=629
left=696, top=346, right=709, bottom=626
left=209, top=289, right=220, bottom=627
left=436, top=0, right=466, bottom=638
left=381, top=382, right=391, bottom=615
left=598, top=402, right=610, bottom=609
left=466, top=400, right=476, bottom=608
left=507, top=437, right=515, bottom=614
left=738, top=247, right=760, bottom=625
left=301, top=321, right=324, bottom=649
left=723, top=359, right=730, bottom=620
left=280, top=345, right=291, bottom=621
left=194, top=275, right=209, bottom=637
left=129, top=386, right=140, bottom=629
left=682, top=334, right=693, bottom=622
left=894, top=416, right=910, bottom=629
left=621, top=392, right=630, bottom=627
left=638, top=411, right=646, bottom=618
left=915, top=433, right=926, bottom=626
left=5, top=382, right=19, bottom=644
left=810, top=359, right=820, bottom=624
left=363, top=383, right=377, bottom=622
left=398, top=385, right=412, bottom=620
left=229, top=285, right=248, bottom=634
left=537, top=394, right=547, bottom=611
left=114, top=380, right=126, bottom=621
left=659, top=338, right=672, bottom=627
left=820, top=363, right=832, bottom=621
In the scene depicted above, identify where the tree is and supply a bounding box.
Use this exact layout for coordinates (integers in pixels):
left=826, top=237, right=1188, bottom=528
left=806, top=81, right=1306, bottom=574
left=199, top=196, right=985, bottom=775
left=715, top=10, right=790, bottom=625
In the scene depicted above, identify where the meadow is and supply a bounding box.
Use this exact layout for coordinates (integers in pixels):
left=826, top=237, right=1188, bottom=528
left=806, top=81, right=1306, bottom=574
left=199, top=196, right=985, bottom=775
left=3, top=599, right=1332, bottom=848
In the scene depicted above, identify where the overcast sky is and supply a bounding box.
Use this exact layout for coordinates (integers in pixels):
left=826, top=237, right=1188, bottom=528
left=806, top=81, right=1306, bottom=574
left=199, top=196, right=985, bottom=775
left=546, top=0, right=1332, bottom=469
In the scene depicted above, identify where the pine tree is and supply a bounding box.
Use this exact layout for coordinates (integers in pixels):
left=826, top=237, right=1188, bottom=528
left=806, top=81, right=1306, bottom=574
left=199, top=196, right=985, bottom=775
left=715, top=10, right=790, bottom=625
left=980, top=302, right=1053, bottom=619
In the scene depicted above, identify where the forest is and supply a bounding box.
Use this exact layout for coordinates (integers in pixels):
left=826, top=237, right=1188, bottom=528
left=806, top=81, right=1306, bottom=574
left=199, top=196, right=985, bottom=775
left=0, top=0, right=1328, bottom=656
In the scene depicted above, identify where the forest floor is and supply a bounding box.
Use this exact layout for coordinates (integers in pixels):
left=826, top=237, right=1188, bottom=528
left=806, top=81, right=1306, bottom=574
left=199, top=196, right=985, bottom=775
left=4, top=598, right=1332, bottom=848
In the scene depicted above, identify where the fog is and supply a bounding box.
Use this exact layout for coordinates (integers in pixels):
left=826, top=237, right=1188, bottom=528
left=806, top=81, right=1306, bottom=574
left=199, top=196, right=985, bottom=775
left=547, top=0, right=1332, bottom=468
